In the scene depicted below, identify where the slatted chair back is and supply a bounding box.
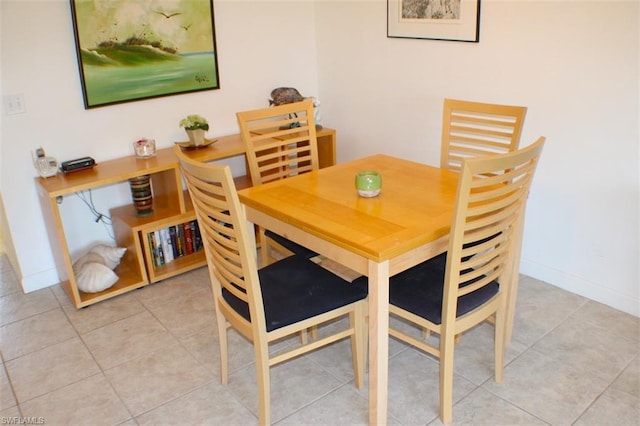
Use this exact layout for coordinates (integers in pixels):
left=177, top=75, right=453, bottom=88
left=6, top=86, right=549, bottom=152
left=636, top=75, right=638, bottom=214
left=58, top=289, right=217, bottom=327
left=237, top=99, right=320, bottom=185
left=237, top=100, right=320, bottom=266
left=176, top=146, right=264, bottom=339
left=441, top=98, right=527, bottom=171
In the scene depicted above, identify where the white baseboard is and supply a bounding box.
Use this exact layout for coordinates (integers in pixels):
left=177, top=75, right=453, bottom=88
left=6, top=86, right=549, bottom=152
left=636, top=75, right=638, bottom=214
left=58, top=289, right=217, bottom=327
left=520, top=258, right=639, bottom=317
left=21, top=268, right=60, bottom=293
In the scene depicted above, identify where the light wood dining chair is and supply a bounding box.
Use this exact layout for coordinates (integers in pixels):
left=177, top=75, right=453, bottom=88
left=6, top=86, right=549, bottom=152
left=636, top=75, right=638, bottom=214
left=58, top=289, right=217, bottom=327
left=381, top=137, right=545, bottom=423
left=175, top=146, right=367, bottom=425
left=441, top=98, right=528, bottom=342
left=237, top=99, right=319, bottom=267
left=441, top=99, right=527, bottom=171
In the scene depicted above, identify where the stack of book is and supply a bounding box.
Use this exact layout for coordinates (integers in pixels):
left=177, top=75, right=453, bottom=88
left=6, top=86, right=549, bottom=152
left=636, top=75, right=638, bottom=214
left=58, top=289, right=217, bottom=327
left=148, top=219, right=203, bottom=267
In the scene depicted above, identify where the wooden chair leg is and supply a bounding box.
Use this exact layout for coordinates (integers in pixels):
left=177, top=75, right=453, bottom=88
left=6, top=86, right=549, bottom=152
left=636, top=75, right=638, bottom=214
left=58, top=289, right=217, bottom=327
left=350, top=303, right=366, bottom=389
left=422, top=329, right=460, bottom=343
left=216, top=310, right=229, bottom=384
left=255, top=344, right=271, bottom=426
left=258, top=227, right=270, bottom=267
left=495, top=302, right=506, bottom=383
left=439, top=328, right=456, bottom=424
left=505, top=215, right=526, bottom=344
left=422, top=328, right=431, bottom=339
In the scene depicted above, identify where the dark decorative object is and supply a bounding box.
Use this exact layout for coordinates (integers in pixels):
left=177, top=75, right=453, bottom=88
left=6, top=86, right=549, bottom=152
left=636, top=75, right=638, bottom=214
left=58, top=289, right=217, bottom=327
left=387, top=0, right=481, bottom=42
left=268, top=87, right=305, bottom=106
left=129, top=175, right=153, bottom=216
left=268, top=87, right=322, bottom=130
left=70, top=0, right=220, bottom=108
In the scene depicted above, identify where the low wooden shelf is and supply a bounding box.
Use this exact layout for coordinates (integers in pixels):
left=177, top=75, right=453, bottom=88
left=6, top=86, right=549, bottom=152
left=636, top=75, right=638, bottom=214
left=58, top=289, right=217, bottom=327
left=36, top=128, right=336, bottom=308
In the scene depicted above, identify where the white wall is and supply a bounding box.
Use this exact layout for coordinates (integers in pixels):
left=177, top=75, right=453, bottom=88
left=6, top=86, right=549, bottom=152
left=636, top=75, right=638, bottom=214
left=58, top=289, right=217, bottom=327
left=314, top=0, right=639, bottom=316
left=2, top=0, right=638, bottom=317
left=1, top=0, right=319, bottom=291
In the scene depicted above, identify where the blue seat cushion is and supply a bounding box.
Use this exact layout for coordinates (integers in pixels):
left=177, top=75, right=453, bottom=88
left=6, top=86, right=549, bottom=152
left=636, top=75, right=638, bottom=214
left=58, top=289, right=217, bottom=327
left=222, top=255, right=367, bottom=332
left=265, top=230, right=318, bottom=259
left=352, top=252, right=498, bottom=325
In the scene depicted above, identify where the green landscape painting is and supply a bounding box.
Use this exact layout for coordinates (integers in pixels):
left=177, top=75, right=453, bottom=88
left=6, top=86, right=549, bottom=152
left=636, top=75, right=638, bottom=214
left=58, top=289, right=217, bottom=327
left=71, top=0, right=219, bottom=108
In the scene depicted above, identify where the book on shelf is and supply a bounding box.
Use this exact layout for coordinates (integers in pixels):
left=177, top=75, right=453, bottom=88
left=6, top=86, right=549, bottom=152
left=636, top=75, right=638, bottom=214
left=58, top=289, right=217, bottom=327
left=148, top=233, right=158, bottom=267
left=193, top=220, right=202, bottom=251
left=168, top=226, right=178, bottom=259
left=147, top=220, right=204, bottom=268
left=187, top=220, right=201, bottom=253
left=152, top=231, right=165, bottom=267
left=184, top=221, right=194, bottom=254
left=161, top=228, right=174, bottom=263
left=175, top=223, right=185, bottom=257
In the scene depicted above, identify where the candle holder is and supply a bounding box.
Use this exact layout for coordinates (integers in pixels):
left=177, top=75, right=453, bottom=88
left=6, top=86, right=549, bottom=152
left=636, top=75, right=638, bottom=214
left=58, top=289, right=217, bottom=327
left=355, top=171, right=382, bottom=197
left=133, top=138, right=156, bottom=158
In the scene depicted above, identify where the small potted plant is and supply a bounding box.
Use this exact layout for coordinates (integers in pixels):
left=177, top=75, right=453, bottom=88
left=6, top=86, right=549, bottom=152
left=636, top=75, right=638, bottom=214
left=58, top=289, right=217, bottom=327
left=179, top=114, right=210, bottom=147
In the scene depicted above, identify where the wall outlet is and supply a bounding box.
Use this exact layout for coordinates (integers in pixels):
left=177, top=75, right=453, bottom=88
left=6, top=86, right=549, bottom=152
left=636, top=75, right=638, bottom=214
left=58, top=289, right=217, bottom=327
left=4, top=94, right=26, bottom=115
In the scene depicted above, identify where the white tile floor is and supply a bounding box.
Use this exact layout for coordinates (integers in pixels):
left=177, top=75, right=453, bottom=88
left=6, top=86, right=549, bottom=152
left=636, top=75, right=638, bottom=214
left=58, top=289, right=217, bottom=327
left=1, top=253, right=638, bottom=425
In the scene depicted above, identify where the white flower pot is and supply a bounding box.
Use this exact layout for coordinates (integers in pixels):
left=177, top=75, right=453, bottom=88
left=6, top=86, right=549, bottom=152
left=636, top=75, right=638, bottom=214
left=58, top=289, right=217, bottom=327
left=186, top=129, right=206, bottom=147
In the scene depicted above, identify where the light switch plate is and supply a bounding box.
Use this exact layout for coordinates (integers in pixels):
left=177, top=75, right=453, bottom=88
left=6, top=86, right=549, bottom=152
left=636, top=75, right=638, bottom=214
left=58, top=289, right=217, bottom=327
left=4, top=94, right=26, bottom=115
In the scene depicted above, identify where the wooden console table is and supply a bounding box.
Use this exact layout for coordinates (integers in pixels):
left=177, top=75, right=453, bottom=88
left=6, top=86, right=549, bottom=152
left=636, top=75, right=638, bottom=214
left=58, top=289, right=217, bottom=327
left=36, top=128, right=336, bottom=308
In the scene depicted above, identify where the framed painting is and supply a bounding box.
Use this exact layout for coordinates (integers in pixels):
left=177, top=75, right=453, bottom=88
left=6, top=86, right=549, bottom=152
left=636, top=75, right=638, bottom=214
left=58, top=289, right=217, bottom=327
left=387, top=0, right=481, bottom=42
left=70, top=0, right=220, bottom=109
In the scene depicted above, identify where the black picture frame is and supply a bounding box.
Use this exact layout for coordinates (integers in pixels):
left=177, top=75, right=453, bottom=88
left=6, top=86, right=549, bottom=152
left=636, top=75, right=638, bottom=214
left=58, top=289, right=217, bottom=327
left=70, top=0, right=220, bottom=109
left=387, top=0, right=481, bottom=42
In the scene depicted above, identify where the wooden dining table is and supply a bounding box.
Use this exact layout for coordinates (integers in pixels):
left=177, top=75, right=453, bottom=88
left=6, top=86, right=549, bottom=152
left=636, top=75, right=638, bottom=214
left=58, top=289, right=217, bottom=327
left=237, top=153, right=459, bottom=424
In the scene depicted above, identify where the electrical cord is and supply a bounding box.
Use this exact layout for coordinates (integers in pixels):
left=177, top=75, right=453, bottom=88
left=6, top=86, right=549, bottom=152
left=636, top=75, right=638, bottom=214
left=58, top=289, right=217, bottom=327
left=75, top=189, right=115, bottom=240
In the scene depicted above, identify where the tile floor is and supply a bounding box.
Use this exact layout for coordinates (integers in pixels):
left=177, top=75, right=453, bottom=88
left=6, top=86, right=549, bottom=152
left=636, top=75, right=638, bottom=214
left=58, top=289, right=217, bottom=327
left=0, top=253, right=638, bottom=425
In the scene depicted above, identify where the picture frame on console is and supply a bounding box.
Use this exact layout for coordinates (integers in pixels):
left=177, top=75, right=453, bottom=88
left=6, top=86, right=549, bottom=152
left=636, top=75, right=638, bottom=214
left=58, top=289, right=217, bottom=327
left=387, top=0, right=481, bottom=42
left=70, top=0, right=220, bottom=109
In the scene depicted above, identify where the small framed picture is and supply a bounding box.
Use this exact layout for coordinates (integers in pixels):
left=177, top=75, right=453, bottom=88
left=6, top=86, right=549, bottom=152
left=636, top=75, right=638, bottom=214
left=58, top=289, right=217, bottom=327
left=387, top=0, right=481, bottom=42
left=70, top=0, right=220, bottom=108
